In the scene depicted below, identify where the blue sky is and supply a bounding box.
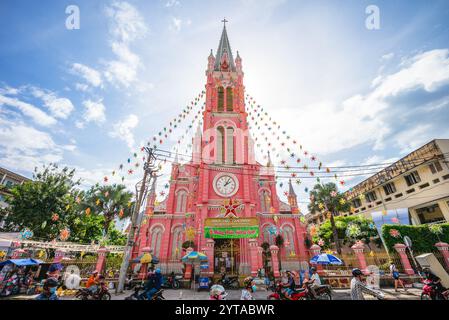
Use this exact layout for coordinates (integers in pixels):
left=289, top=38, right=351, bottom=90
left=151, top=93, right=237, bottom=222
left=1, top=0, right=449, bottom=214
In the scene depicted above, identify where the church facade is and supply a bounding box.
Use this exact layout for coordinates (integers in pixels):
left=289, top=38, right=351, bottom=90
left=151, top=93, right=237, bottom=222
left=133, top=24, right=309, bottom=277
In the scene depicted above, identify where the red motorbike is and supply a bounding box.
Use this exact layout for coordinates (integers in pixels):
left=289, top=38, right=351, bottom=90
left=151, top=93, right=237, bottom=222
left=75, top=282, right=111, bottom=300
left=421, top=279, right=449, bottom=300
left=268, top=281, right=307, bottom=300
left=268, top=279, right=332, bottom=301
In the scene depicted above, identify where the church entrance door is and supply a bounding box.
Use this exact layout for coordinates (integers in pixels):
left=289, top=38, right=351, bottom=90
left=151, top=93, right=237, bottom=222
left=213, top=239, right=240, bottom=276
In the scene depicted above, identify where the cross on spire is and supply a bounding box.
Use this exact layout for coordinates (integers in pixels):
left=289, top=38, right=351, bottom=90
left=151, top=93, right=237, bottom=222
left=222, top=18, right=228, bottom=27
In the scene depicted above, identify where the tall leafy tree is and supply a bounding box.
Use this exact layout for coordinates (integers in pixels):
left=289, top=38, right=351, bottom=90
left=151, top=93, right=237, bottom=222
left=1, top=164, right=81, bottom=240
left=308, top=182, right=351, bottom=254
left=81, top=184, right=134, bottom=236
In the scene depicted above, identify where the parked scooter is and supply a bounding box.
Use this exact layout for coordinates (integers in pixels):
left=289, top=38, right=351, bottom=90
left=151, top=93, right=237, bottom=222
left=161, top=272, right=181, bottom=289
left=217, top=273, right=239, bottom=289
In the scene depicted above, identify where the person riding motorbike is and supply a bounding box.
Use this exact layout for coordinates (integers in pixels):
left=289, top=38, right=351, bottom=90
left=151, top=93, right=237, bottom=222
left=140, top=268, right=162, bottom=300
left=422, top=268, right=447, bottom=300
left=350, top=268, right=384, bottom=300
left=35, top=278, right=59, bottom=300
left=241, top=277, right=256, bottom=300
left=280, top=271, right=295, bottom=300
left=308, top=267, right=322, bottom=299
left=86, top=270, right=100, bottom=295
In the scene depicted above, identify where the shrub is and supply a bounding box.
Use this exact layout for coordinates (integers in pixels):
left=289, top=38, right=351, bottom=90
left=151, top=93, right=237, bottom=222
left=381, top=223, right=449, bottom=252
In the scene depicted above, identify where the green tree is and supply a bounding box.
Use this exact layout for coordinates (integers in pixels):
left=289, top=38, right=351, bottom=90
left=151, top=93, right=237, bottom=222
left=1, top=164, right=81, bottom=240
left=313, top=215, right=381, bottom=250
left=81, top=184, right=134, bottom=236
left=308, top=182, right=351, bottom=254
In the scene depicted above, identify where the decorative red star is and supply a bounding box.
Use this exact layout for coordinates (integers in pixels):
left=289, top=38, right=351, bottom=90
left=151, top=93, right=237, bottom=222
left=223, top=199, right=241, bottom=218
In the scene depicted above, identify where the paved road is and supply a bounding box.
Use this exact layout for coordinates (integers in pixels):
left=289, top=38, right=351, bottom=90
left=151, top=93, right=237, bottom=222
left=5, top=287, right=421, bottom=300
left=63, top=287, right=421, bottom=300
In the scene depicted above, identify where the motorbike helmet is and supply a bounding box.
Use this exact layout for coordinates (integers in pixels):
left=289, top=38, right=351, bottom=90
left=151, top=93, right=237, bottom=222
left=155, top=268, right=161, bottom=274
left=44, top=278, right=59, bottom=288
left=243, top=277, right=253, bottom=288
left=352, top=268, right=363, bottom=277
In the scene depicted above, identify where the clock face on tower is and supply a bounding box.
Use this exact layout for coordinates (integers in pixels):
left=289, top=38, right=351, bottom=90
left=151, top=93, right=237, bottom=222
left=213, top=173, right=239, bottom=198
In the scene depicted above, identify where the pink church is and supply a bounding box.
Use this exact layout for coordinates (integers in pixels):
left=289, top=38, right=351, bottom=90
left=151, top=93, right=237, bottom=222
left=133, top=24, right=309, bottom=278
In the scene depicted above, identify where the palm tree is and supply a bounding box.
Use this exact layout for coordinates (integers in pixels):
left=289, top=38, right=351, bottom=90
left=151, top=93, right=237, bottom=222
left=261, top=242, right=271, bottom=272
left=308, top=182, right=351, bottom=254
left=81, top=184, right=134, bottom=236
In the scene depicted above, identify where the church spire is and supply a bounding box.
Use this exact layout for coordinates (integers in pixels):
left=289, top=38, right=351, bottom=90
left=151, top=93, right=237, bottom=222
left=267, top=151, right=273, bottom=167
left=214, top=19, right=236, bottom=71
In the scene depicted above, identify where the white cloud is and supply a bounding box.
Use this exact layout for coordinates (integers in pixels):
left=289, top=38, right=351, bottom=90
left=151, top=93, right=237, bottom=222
left=169, top=17, right=191, bottom=33
left=165, top=0, right=180, bottom=7
left=104, top=1, right=148, bottom=87
left=0, top=116, right=63, bottom=172
left=30, top=87, right=75, bottom=119
left=0, top=93, right=57, bottom=126
left=381, top=52, right=395, bottom=61
left=279, top=49, right=449, bottom=156
left=109, top=114, right=139, bottom=150
left=82, top=99, right=106, bottom=124
left=71, top=63, right=103, bottom=88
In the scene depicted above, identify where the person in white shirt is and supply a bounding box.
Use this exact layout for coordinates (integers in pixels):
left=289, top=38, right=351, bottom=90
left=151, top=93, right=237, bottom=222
left=308, top=267, right=321, bottom=298
left=240, top=277, right=256, bottom=300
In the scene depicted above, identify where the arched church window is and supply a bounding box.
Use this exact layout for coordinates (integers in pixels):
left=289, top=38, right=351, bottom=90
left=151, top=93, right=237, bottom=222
left=259, top=190, right=271, bottom=213
left=171, top=226, right=183, bottom=260
left=263, top=225, right=275, bottom=245
left=150, top=226, right=163, bottom=258
left=217, top=87, right=224, bottom=112
left=282, top=225, right=295, bottom=255
left=226, top=87, right=233, bottom=111
left=216, top=126, right=225, bottom=164
left=175, top=190, right=188, bottom=213
left=226, top=127, right=234, bottom=164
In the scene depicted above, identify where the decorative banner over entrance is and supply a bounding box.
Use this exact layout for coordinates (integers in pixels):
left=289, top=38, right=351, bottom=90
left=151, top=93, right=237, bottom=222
left=204, top=218, right=259, bottom=239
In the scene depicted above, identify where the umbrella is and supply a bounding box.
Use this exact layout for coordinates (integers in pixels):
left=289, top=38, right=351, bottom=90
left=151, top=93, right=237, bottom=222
left=0, top=258, right=43, bottom=267
left=181, top=251, right=208, bottom=292
left=131, top=253, right=158, bottom=264
left=181, top=251, right=208, bottom=263
left=310, top=253, right=343, bottom=265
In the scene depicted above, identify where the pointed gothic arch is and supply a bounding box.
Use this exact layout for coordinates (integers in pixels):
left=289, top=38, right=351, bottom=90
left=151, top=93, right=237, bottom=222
left=259, top=189, right=271, bottom=213
left=282, top=224, right=296, bottom=255
left=216, top=126, right=225, bottom=164
left=175, top=189, right=188, bottom=213
left=150, top=226, right=164, bottom=257
left=226, top=87, right=233, bottom=111
left=226, top=127, right=234, bottom=164
left=217, top=86, right=224, bottom=112
left=171, top=226, right=184, bottom=260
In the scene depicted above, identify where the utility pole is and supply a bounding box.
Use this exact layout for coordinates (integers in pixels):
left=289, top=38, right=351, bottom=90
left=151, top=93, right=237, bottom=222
left=117, top=147, right=157, bottom=293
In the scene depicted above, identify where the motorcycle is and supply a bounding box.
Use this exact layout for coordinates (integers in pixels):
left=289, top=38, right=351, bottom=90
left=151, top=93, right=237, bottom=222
left=267, top=279, right=332, bottom=301
left=161, top=274, right=181, bottom=289
left=75, top=282, right=111, bottom=300
left=217, top=274, right=239, bottom=289
left=421, top=279, right=449, bottom=300
left=125, top=286, right=165, bottom=300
